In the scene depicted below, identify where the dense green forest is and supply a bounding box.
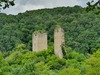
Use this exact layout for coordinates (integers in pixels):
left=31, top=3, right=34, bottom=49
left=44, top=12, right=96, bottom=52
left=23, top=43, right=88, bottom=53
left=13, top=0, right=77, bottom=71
left=0, top=6, right=100, bottom=75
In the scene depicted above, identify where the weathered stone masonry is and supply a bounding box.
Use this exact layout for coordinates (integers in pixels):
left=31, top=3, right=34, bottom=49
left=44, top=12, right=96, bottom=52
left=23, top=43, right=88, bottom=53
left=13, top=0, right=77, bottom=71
left=32, top=32, right=48, bottom=52
left=32, top=27, right=65, bottom=58
left=54, top=28, right=65, bottom=58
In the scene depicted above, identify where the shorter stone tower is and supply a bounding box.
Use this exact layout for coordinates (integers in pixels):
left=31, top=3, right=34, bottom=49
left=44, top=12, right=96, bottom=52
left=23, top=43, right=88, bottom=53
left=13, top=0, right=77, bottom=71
left=54, top=27, right=65, bottom=58
left=32, top=31, right=48, bottom=52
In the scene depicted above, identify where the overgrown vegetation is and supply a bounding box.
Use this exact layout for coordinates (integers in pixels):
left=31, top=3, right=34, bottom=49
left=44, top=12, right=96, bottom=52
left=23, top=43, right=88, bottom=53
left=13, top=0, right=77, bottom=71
left=0, top=6, right=100, bottom=75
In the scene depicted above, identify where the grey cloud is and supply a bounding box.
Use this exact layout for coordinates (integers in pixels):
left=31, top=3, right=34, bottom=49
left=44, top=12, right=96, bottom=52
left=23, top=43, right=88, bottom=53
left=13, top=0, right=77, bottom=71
left=2, top=0, right=89, bottom=15
left=17, top=0, right=80, bottom=7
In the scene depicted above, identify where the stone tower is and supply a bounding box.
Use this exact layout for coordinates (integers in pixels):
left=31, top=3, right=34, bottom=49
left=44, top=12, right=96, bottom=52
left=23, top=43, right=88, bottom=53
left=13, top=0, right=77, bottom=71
left=54, top=27, right=65, bottom=58
left=32, top=31, right=48, bottom=52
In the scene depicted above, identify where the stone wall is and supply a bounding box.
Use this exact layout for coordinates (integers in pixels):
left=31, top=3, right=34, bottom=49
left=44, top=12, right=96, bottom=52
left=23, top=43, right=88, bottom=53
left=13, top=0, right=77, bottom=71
left=54, top=27, right=65, bottom=58
left=32, top=32, right=48, bottom=52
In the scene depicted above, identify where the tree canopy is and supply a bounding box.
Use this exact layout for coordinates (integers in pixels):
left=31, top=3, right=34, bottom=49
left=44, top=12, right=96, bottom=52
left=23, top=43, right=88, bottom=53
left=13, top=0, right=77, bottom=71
left=86, top=0, right=100, bottom=12
left=0, top=4, right=100, bottom=75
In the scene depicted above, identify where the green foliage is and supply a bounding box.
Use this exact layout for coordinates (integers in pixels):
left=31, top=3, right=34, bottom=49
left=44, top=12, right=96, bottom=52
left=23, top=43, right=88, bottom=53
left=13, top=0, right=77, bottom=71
left=85, top=50, right=100, bottom=75
left=86, top=0, right=100, bottom=13
left=67, top=51, right=86, bottom=62
left=0, top=6, right=100, bottom=54
left=0, top=6, right=100, bottom=75
left=0, top=0, right=15, bottom=9
left=1, top=45, right=100, bottom=75
left=58, top=67, right=81, bottom=75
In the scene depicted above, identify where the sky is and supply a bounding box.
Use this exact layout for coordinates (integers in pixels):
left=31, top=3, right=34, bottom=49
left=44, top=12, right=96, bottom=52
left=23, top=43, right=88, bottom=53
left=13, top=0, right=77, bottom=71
left=1, top=0, right=96, bottom=15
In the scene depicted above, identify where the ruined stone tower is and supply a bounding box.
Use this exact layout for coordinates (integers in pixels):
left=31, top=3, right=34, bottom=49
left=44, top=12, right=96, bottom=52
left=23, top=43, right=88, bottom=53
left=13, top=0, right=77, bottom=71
left=32, top=31, right=48, bottom=52
left=54, top=27, right=65, bottom=58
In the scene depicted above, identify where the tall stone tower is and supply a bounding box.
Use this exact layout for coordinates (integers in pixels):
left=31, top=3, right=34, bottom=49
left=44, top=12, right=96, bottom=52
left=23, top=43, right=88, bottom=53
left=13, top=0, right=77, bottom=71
left=54, top=27, right=65, bottom=58
left=32, top=31, right=48, bottom=52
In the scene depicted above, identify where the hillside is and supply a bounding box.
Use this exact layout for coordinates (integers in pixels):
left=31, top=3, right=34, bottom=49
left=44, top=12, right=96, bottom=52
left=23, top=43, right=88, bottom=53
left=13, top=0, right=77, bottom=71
left=0, top=6, right=100, bottom=75
left=0, top=6, right=100, bottom=54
